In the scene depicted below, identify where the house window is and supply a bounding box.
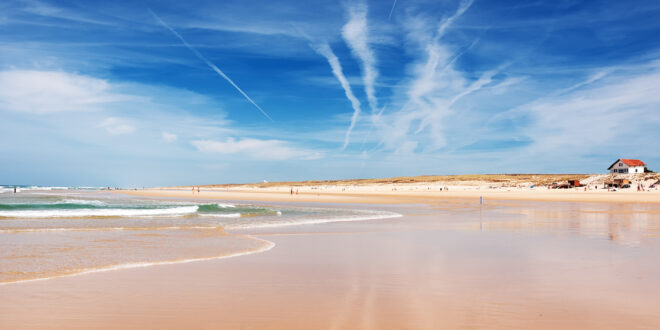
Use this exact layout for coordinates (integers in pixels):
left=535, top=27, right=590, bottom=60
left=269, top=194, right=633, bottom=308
left=619, top=163, right=623, bottom=166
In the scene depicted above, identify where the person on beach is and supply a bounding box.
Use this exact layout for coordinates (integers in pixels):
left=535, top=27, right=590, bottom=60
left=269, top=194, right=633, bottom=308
left=192, top=187, right=195, bottom=195
left=197, top=186, right=200, bottom=194
left=13, top=187, right=17, bottom=193
left=290, top=188, right=294, bottom=195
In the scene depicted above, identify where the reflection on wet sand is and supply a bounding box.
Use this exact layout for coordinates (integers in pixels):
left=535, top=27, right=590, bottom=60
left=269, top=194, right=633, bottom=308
left=1, top=198, right=660, bottom=329
left=466, top=201, right=660, bottom=246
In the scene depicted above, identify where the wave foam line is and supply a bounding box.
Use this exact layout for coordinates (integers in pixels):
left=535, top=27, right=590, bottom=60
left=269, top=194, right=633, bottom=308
left=0, top=225, right=223, bottom=234
left=58, top=199, right=108, bottom=206
left=0, top=206, right=198, bottom=218
left=0, top=236, right=275, bottom=286
left=217, top=203, right=236, bottom=208
left=227, top=211, right=402, bottom=230
left=198, top=213, right=241, bottom=218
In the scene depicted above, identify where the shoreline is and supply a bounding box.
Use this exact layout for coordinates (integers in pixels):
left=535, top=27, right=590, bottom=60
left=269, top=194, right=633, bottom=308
left=0, top=235, right=276, bottom=286
left=119, top=186, right=660, bottom=204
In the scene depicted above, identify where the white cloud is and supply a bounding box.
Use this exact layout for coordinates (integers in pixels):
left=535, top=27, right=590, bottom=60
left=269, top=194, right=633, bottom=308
left=342, top=2, right=379, bottom=116
left=375, top=2, right=492, bottom=153
left=518, top=67, right=660, bottom=154
left=99, top=117, right=135, bottom=135
left=0, top=70, right=127, bottom=114
left=191, top=138, right=322, bottom=160
left=21, top=0, right=115, bottom=26
left=436, top=0, right=474, bottom=38
left=162, top=131, right=178, bottom=143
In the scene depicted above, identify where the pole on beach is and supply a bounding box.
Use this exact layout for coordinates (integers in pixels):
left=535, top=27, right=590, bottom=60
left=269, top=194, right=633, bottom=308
left=479, top=196, right=483, bottom=231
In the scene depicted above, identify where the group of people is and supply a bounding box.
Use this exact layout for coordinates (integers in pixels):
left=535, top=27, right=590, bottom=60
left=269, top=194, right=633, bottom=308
left=192, top=186, right=201, bottom=195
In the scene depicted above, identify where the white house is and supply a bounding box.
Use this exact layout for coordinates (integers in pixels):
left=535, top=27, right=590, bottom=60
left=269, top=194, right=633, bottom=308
left=608, top=159, right=646, bottom=174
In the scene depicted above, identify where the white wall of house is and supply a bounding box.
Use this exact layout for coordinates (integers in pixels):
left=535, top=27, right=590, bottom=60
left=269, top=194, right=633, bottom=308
left=629, top=166, right=645, bottom=173
left=610, top=162, right=644, bottom=173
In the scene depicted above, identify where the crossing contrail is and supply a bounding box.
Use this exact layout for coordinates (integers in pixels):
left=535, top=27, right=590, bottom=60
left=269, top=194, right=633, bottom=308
left=149, top=9, right=272, bottom=121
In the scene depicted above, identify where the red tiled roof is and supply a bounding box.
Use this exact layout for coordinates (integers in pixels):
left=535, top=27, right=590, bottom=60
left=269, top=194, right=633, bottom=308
left=608, top=158, right=646, bottom=169
left=620, top=159, right=646, bottom=166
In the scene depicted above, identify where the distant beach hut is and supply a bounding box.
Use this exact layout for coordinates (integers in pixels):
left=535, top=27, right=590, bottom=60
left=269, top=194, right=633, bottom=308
left=608, top=159, right=646, bottom=174
left=567, top=180, right=581, bottom=187
left=605, top=178, right=630, bottom=188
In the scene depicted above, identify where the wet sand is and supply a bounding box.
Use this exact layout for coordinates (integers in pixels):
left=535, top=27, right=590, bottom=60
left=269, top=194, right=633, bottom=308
left=2, top=195, right=660, bottom=329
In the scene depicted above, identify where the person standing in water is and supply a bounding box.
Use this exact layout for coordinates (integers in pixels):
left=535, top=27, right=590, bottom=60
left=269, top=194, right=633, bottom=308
left=14, top=187, right=17, bottom=193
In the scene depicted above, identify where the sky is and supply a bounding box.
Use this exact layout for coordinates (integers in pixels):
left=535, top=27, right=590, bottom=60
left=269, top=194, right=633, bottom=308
left=1, top=0, right=659, bottom=186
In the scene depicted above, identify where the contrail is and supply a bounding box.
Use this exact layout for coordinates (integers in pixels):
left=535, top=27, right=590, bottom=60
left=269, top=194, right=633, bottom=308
left=436, top=0, right=473, bottom=40
left=343, top=3, right=379, bottom=117
left=311, top=42, right=362, bottom=150
left=388, top=0, right=398, bottom=20
left=149, top=9, right=272, bottom=121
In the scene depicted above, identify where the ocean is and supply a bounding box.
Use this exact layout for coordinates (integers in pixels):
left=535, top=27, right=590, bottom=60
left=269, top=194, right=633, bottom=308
left=0, top=187, right=400, bottom=284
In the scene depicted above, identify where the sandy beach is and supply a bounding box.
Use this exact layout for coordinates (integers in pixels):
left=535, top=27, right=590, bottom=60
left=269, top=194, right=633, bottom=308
left=126, top=178, right=660, bottom=205
left=2, top=184, right=660, bottom=329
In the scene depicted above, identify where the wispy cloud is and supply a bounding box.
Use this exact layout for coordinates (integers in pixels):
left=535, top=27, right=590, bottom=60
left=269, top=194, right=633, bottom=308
left=20, top=0, right=116, bottom=26
left=311, top=42, right=362, bottom=150
left=436, top=0, right=474, bottom=39
left=162, top=131, right=177, bottom=143
left=0, top=70, right=129, bottom=113
left=191, top=138, right=322, bottom=160
left=376, top=0, right=488, bottom=152
left=149, top=9, right=273, bottom=121
left=342, top=2, right=380, bottom=117
left=514, top=65, right=660, bottom=155
left=99, top=117, right=135, bottom=135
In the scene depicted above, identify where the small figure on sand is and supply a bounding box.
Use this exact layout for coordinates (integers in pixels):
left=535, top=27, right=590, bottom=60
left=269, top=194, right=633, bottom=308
left=197, top=186, right=200, bottom=194
left=14, top=187, right=17, bottom=193
left=290, top=188, right=294, bottom=195
left=192, top=187, right=195, bottom=195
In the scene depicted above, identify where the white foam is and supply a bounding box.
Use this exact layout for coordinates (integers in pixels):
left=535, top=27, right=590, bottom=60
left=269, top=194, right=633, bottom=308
left=59, top=199, right=108, bottom=206
left=199, top=213, right=241, bottom=218
left=216, top=203, right=236, bottom=208
left=227, top=211, right=402, bottom=230
left=0, top=226, right=222, bottom=234
left=0, top=206, right=199, bottom=218
left=0, top=225, right=222, bottom=233
left=0, top=237, right=275, bottom=286
left=25, top=186, right=70, bottom=191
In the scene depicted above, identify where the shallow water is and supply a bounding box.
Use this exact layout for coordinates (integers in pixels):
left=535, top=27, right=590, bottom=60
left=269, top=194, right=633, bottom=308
left=0, top=190, right=399, bottom=284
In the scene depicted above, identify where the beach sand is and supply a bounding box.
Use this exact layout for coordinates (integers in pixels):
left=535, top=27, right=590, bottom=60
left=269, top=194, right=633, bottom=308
left=125, top=183, right=660, bottom=204
left=2, top=188, right=660, bottom=329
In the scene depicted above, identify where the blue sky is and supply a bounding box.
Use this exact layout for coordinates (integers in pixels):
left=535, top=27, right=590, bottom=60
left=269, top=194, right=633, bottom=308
left=1, top=0, right=659, bottom=186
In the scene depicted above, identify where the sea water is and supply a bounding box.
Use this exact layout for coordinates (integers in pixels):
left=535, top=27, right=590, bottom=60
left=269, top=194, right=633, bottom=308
left=0, top=188, right=400, bottom=284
